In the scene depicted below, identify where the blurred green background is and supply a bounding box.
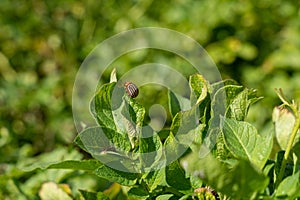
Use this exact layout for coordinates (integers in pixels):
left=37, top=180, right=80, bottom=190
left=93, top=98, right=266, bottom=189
left=0, top=0, right=300, bottom=199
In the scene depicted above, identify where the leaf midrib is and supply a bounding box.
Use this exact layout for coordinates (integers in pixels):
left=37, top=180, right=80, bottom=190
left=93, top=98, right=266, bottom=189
left=225, top=120, right=252, bottom=161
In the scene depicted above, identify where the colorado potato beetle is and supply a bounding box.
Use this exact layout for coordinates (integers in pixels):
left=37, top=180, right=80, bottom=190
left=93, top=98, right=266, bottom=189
left=124, top=82, right=139, bottom=98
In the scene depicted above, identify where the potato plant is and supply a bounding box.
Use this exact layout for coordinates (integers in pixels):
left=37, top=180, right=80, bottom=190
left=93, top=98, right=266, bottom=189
left=19, top=71, right=300, bottom=200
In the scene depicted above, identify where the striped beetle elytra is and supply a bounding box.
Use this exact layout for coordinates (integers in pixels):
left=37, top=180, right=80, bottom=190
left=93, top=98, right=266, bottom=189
left=124, top=82, right=139, bottom=98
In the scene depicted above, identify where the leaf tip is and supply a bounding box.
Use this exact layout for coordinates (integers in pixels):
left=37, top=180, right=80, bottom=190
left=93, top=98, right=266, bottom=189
left=110, top=68, right=117, bottom=83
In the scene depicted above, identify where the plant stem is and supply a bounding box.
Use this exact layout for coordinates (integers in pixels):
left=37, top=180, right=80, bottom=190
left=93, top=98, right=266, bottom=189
left=275, top=104, right=300, bottom=188
left=138, top=174, right=150, bottom=194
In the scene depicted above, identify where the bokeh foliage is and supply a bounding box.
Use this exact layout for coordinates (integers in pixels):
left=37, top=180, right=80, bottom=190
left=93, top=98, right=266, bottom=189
left=0, top=0, right=299, bottom=199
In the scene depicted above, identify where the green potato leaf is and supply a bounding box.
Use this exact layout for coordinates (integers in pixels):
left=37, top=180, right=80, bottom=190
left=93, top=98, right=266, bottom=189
left=74, top=126, right=132, bottom=154
left=276, top=171, right=300, bottom=199
left=168, top=89, right=181, bottom=119
left=74, top=127, right=137, bottom=170
left=164, top=133, right=191, bottom=192
left=189, top=73, right=208, bottom=106
left=127, top=187, right=150, bottom=199
left=220, top=117, right=273, bottom=169
left=156, top=194, right=175, bottom=200
left=182, top=151, right=269, bottom=199
left=142, top=168, right=166, bottom=192
left=94, top=165, right=138, bottom=186
left=139, top=127, right=163, bottom=171
left=79, top=190, right=110, bottom=200
left=90, top=82, right=117, bottom=130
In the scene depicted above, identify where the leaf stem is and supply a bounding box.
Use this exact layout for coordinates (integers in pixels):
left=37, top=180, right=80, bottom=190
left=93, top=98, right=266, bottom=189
left=138, top=174, right=150, bottom=194
left=274, top=88, right=290, bottom=106
left=141, top=180, right=150, bottom=194
left=275, top=89, right=300, bottom=188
